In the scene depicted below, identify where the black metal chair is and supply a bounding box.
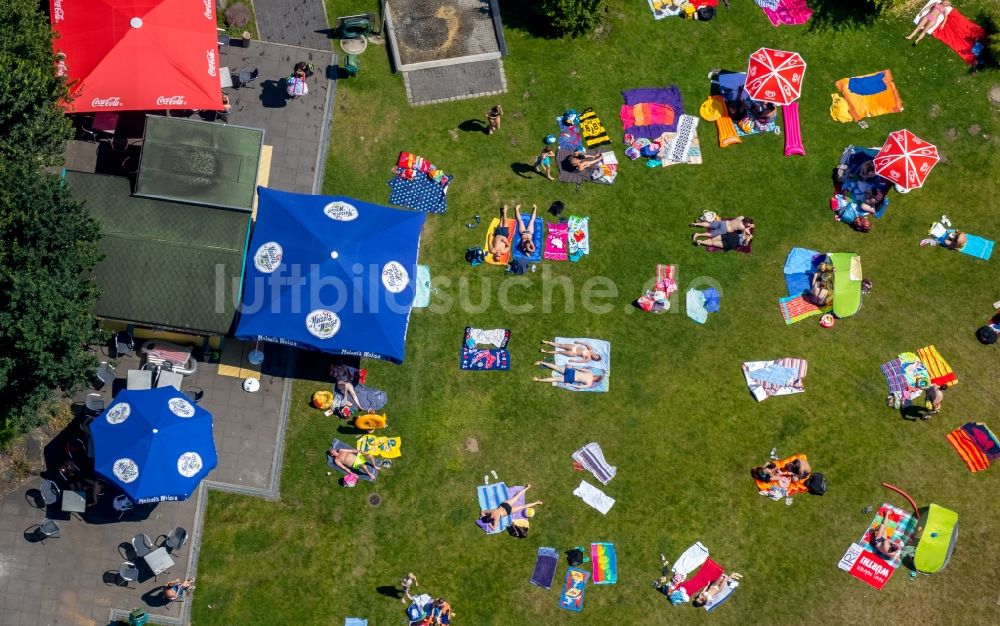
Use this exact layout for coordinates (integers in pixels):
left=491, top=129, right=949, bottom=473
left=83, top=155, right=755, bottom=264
left=84, top=393, right=105, bottom=416
left=233, top=68, right=259, bottom=89
left=93, top=361, right=116, bottom=390
left=183, top=387, right=204, bottom=404
left=112, top=331, right=135, bottom=358
left=117, top=561, right=139, bottom=587
left=160, top=527, right=188, bottom=556
left=132, top=533, right=154, bottom=559
left=28, top=519, right=60, bottom=543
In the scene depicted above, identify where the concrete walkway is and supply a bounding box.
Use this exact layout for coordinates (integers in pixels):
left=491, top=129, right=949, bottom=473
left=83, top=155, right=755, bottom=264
left=253, top=0, right=333, bottom=51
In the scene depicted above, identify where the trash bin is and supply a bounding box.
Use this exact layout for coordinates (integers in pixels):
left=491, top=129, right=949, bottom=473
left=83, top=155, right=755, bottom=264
left=128, top=608, right=149, bottom=626
left=344, top=54, right=359, bottom=77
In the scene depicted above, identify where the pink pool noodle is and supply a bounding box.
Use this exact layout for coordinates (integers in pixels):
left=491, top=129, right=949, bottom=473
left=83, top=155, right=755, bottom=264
left=783, top=101, right=805, bottom=157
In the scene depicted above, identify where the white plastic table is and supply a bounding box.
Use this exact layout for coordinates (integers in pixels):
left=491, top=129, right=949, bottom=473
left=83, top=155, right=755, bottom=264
left=143, top=546, right=175, bottom=578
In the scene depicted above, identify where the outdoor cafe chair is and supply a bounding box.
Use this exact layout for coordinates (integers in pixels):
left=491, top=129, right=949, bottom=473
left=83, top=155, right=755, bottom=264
left=117, top=561, right=139, bottom=588
left=28, top=519, right=60, bottom=543
left=40, top=479, right=60, bottom=508
left=93, top=361, right=116, bottom=391
left=132, top=533, right=154, bottom=559
left=160, top=527, right=188, bottom=556
left=112, top=331, right=135, bottom=358
left=84, top=393, right=105, bottom=416
left=233, top=68, right=259, bottom=89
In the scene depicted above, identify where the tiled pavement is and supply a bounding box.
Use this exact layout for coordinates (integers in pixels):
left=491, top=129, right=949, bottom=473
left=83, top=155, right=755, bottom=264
left=252, top=0, right=333, bottom=51
left=0, top=342, right=293, bottom=625
left=403, top=58, right=508, bottom=106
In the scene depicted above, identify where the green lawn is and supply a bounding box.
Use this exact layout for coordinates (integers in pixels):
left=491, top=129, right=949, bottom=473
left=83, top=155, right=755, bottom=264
left=194, top=2, right=1000, bottom=624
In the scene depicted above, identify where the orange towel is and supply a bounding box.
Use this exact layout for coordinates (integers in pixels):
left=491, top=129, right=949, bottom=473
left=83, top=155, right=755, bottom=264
left=483, top=218, right=517, bottom=266
left=947, top=429, right=989, bottom=472
left=753, top=453, right=810, bottom=496
left=917, top=345, right=957, bottom=388
left=834, top=70, right=903, bottom=122
left=712, top=95, right=741, bottom=148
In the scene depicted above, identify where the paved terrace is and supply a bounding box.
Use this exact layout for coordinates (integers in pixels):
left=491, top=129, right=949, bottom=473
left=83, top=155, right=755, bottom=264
left=0, top=343, right=293, bottom=626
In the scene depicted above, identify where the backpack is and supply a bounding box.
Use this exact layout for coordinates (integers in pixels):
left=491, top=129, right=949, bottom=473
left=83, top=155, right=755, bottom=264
left=465, top=247, right=485, bottom=266
left=976, top=325, right=998, bottom=345
left=696, top=6, right=716, bottom=20
left=507, top=522, right=529, bottom=538
left=566, top=548, right=584, bottom=566
left=806, top=472, right=828, bottom=495
left=507, top=259, right=528, bottom=275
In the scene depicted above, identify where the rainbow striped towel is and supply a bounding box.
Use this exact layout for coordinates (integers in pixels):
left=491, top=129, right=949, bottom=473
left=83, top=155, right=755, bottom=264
left=947, top=428, right=990, bottom=472
left=779, top=295, right=831, bottom=325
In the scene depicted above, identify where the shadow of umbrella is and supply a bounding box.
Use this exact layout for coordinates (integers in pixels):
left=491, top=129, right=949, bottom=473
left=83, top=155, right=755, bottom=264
left=258, top=79, right=289, bottom=109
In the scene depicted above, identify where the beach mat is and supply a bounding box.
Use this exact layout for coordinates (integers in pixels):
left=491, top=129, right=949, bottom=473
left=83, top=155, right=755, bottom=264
left=558, top=567, right=589, bottom=612
left=530, top=547, right=559, bottom=590
left=460, top=326, right=510, bottom=371
left=327, top=439, right=380, bottom=482
left=513, top=216, right=544, bottom=263
left=557, top=149, right=599, bottom=184
left=779, top=294, right=831, bottom=325
left=483, top=218, right=516, bottom=266
left=947, top=428, right=990, bottom=472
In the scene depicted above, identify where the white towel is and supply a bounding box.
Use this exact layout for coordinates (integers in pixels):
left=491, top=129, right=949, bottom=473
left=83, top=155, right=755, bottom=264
left=573, top=480, right=615, bottom=515
left=469, top=328, right=506, bottom=348
left=672, top=541, right=710, bottom=577
left=572, top=442, right=617, bottom=485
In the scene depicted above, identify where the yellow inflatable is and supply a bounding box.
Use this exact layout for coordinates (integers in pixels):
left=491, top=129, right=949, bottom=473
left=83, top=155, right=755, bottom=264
left=354, top=412, right=387, bottom=432
left=312, top=390, right=333, bottom=410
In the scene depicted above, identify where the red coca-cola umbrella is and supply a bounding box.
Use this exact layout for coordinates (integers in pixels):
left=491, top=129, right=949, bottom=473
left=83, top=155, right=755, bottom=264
left=50, top=0, right=223, bottom=113
left=874, top=129, right=940, bottom=191
left=745, top=48, right=806, bottom=106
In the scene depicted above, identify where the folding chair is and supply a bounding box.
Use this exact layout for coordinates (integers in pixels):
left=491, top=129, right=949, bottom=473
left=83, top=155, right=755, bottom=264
left=233, top=68, right=259, bottom=89
left=29, top=519, right=60, bottom=543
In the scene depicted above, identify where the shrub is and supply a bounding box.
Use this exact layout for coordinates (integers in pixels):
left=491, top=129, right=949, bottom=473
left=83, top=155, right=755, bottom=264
left=537, top=0, right=606, bottom=37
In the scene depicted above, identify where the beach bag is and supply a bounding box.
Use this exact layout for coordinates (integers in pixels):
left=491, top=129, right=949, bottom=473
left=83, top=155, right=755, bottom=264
left=853, top=217, right=872, bottom=233
left=507, top=259, right=528, bottom=275
left=465, top=247, right=485, bottom=266
left=806, top=472, right=828, bottom=495
left=976, top=325, right=997, bottom=345
left=566, top=548, right=584, bottom=566
left=696, top=6, right=716, bottom=20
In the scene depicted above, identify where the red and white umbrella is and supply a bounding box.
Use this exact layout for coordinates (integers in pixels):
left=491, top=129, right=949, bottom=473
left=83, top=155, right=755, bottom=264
left=874, top=129, right=939, bottom=191
left=745, top=48, right=806, bottom=106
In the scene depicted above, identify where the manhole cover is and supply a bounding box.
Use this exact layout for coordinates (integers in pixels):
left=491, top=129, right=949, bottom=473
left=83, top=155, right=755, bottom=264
left=341, top=37, right=368, bottom=55
left=368, top=493, right=381, bottom=507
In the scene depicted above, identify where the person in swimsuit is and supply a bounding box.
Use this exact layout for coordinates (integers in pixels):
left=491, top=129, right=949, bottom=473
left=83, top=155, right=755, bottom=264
left=486, top=104, right=503, bottom=135
left=478, top=483, right=542, bottom=532
left=330, top=363, right=365, bottom=411
left=807, top=261, right=834, bottom=306
left=692, top=220, right=754, bottom=250
left=689, top=215, right=749, bottom=237
left=515, top=204, right=538, bottom=256
left=430, top=597, right=453, bottom=624
left=489, top=205, right=512, bottom=262
left=568, top=150, right=603, bottom=172
left=539, top=340, right=601, bottom=364
left=907, top=0, right=951, bottom=44
left=327, top=447, right=377, bottom=480
left=691, top=572, right=743, bottom=608
left=164, top=578, right=195, bottom=601
left=532, top=361, right=603, bottom=389
left=871, top=520, right=905, bottom=559
left=534, top=143, right=556, bottom=180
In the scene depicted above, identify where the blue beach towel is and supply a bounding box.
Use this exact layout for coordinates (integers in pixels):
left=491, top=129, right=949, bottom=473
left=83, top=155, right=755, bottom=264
left=476, top=483, right=527, bottom=534
left=748, top=364, right=797, bottom=386
left=413, top=265, right=431, bottom=308
left=551, top=337, right=610, bottom=392
left=387, top=175, right=448, bottom=214
left=960, top=235, right=994, bottom=260
left=513, top=217, right=544, bottom=263
left=847, top=72, right=887, bottom=96
left=327, top=439, right=380, bottom=482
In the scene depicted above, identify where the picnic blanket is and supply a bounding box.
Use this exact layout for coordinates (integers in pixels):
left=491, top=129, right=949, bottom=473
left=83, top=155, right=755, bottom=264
left=753, top=453, right=811, bottom=497
left=544, top=222, right=569, bottom=261
left=556, top=149, right=599, bottom=184
left=460, top=326, right=510, bottom=371
left=558, top=567, right=589, bottom=612
left=530, top=547, right=559, bottom=590
left=476, top=483, right=528, bottom=534
left=483, top=217, right=516, bottom=266
left=327, top=439, right=380, bottom=482
left=880, top=358, right=911, bottom=406
left=556, top=114, right=584, bottom=151
left=834, top=70, right=904, bottom=122
left=579, top=107, right=612, bottom=148
left=552, top=336, right=610, bottom=392
left=356, top=434, right=401, bottom=459
left=620, top=86, right=683, bottom=139
left=916, top=345, right=957, bottom=387
left=573, top=480, right=615, bottom=514
left=759, top=0, right=812, bottom=26
left=778, top=294, right=831, bottom=325
left=947, top=427, right=990, bottom=472
left=572, top=442, right=616, bottom=485
left=512, top=216, right=544, bottom=263
left=388, top=152, right=451, bottom=213
left=591, top=542, right=617, bottom=584
left=567, top=215, right=590, bottom=261
left=924, top=2, right=987, bottom=65
left=742, top=358, right=807, bottom=402
left=710, top=71, right=780, bottom=140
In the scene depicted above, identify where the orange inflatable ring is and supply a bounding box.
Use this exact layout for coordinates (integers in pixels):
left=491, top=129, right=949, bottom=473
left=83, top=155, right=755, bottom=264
left=312, top=390, right=334, bottom=410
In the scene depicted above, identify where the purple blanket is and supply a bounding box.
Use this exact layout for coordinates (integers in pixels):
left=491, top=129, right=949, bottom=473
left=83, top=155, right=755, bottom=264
left=620, top=85, right=684, bottom=139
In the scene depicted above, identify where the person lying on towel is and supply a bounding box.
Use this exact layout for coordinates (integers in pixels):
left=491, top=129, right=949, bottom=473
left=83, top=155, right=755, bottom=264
left=489, top=205, right=512, bottom=262
left=691, top=218, right=754, bottom=250
left=515, top=204, right=538, bottom=256
left=532, top=361, right=603, bottom=389
left=806, top=260, right=834, bottom=306
left=870, top=520, right=905, bottom=559
left=568, top=150, right=604, bottom=172
left=478, top=483, right=542, bottom=533
left=539, top=340, right=603, bottom=364
left=753, top=457, right=810, bottom=484
left=328, top=446, right=377, bottom=480
left=692, top=572, right=743, bottom=608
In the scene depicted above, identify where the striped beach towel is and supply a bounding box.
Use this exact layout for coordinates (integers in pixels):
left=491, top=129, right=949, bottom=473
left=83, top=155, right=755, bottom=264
left=667, top=114, right=698, bottom=163
left=572, top=442, right=617, bottom=485
left=579, top=107, right=611, bottom=148
left=743, top=358, right=807, bottom=402
left=476, top=483, right=526, bottom=534
left=880, top=358, right=907, bottom=402
left=779, top=294, right=831, bottom=324
left=946, top=428, right=990, bottom=472
left=917, top=345, right=957, bottom=387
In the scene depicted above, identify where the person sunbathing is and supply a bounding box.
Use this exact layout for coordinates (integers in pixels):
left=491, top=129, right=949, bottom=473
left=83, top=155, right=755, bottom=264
left=539, top=340, right=601, bottom=363
left=330, top=363, right=365, bottom=411
left=568, top=150, right=603, bottom=172
left=871, top=521, right=905, bottom=559
left=942, top=230, right=967, bottom=250
left=532, top=361, right=603, bottom=389
left=489, top=205, right=512, bottom=262
left=784, top=458, right=811, bottom=481
left=689, top=215, right=749, bottom=237
left=691, top=572, right=743, bottom=608
left=164, top=578, right=195, bottom=601
left=907, top=0, right=951, bottom=45
left=478, top=483, right=542, bottom=532
left=328, top=447, right=377, bottom=480
left=515, top=204, right=538, bottom=256
left=692, top=221, right=753, bottom=250
left=807, top=262, right=834, bottom=306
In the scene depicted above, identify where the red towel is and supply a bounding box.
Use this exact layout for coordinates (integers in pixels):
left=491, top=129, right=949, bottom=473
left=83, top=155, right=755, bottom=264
left=676, top=558, right=724, bottom=596
left=932, top=8, right=986, bottom=65
left=946, top=429, right=990, bottom=472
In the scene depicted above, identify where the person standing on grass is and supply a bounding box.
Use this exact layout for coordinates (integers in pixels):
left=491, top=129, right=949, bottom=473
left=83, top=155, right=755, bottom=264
left=486, top=104, right=503, bottom=135
left=400, top=572, right=418, bottom=603
left=534, top=141, right=556, bottom=180
left=922, top=385, right=944, bottom=418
